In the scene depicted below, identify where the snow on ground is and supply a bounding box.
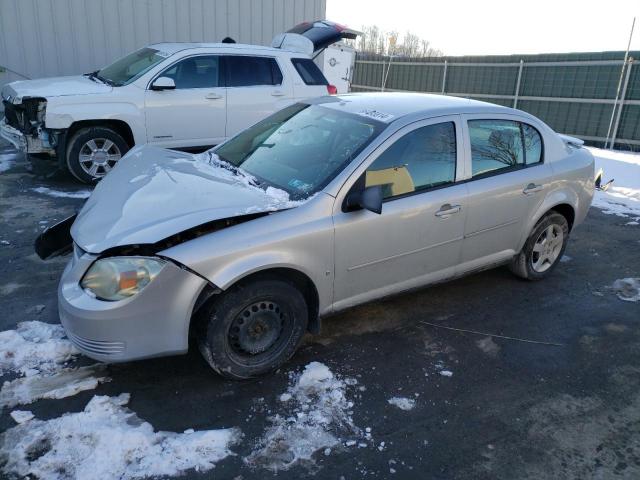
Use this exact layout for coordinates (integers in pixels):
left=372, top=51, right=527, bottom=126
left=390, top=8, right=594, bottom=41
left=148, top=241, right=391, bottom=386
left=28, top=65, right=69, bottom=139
left=0, top=365, right=110, bottom=409
left=0, top=321, right=79, bottom=377
left=32, top=186, right=92, bottom=199
left=0, top=152, right=16, bottom=173
left=387, top=396, right=416, bottom=411
left=245, top=362, right=367, bottom=472
left=0, top=321, right=109, bottom=407
left=0, top=393, right=241, bottom=480
left=588, top=147, right=640, bottom=220
left=611, top=278, right=640, bottom=302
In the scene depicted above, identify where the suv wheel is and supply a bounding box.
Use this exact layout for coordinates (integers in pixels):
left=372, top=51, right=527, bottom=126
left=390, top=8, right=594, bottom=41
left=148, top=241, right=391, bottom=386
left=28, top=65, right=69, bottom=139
left=509, top=212, right=569, bottom=281
left=198, top=278, right=309, bottom=379
left=66, top=127, right=129, bottom=183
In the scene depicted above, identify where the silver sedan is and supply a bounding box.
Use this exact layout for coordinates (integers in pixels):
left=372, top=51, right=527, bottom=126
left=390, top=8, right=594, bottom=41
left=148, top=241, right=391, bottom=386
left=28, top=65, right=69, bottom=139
left=40, top=93, right=595, bottom=378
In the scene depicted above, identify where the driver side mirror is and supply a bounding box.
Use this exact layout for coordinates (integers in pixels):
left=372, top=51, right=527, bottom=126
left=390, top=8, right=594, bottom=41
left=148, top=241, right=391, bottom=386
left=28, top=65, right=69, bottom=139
left=344, top=185, right=383, bottom=214
left=150, top=77, right=176, bottom=91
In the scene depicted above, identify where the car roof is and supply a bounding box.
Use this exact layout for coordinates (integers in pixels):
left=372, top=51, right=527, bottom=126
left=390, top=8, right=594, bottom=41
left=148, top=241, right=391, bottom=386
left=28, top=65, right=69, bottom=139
left=149, top=42, right=295, bottom=56
left=308, top=92, right=518, bottom=123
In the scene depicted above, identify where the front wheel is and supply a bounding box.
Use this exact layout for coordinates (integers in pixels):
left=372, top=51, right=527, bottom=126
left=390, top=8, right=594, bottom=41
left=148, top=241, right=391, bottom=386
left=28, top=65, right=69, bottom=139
left=198, top=278, right=309, bottom=379
left=66, top=127, right=129, bottom=183
left=509, top=212, right=569, bottom=281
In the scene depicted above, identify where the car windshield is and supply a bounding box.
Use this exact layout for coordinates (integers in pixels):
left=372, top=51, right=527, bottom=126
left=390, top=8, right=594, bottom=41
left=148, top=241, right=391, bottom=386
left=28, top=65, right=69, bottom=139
left=214, top=103, right=386, bottom=199
left=98, top=47, right=169, bottom=86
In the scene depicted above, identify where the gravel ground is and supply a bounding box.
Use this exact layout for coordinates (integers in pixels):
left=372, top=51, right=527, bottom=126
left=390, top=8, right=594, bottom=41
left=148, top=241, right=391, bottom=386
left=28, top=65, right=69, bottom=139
left=0, top=145, right=639, bottom=479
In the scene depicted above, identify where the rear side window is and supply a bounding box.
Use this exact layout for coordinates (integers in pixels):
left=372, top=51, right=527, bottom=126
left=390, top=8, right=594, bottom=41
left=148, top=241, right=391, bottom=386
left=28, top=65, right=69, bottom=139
left=225, top=56, right=283, bottom=87
left=365, top=122, right=457, bottom=200
left=469, top=120, right=544, bottom=177
left=159, top=55, right=219, bottom=89
left=291, top=58, right=328, bottom=86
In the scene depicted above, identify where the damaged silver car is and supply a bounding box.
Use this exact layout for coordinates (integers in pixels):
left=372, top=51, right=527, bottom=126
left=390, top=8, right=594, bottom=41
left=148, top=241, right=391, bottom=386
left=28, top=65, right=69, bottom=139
left=38, top=93, right=596, bottom=378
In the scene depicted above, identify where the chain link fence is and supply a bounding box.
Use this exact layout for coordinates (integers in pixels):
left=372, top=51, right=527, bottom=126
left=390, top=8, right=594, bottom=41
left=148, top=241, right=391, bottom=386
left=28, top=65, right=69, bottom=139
left=351, top=51, right=640, bottom=150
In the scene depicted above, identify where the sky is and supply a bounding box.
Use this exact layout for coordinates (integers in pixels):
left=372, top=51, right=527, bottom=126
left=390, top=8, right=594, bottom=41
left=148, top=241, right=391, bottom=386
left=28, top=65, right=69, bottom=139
left=327, top=0, right=640, bottom=56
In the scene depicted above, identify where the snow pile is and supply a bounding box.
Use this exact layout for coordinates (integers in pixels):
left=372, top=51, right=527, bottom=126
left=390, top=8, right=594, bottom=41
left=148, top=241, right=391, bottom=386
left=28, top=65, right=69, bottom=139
left=0, top=322, right=79, bottom=377
left=194, top=151, right=308, bottom=211
left=32, top=187, right=92, bottom=199
left=245, top=362, right=365, bottom=472
left=611, top=278, right=640, bottom=302
left=1, top=365, right=109, bottom=409
left=0, top=394, right=241, bottom=480
left=589, top=147, right=640, bottom=220
left=0, top=152, right=15, bottom=173
left=387, top=396, right=416, bottom=411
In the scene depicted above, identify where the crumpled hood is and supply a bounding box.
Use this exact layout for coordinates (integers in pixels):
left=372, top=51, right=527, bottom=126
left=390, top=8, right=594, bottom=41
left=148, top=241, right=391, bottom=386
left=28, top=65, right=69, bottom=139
left=72, top=146, right=301, bottom=253
left=3, top=76, right=111, bottom=101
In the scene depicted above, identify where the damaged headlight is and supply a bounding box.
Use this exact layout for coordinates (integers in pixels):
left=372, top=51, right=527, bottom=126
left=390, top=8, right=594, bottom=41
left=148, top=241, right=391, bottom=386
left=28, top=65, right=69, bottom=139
left=80, top=257, right=166, bottom=301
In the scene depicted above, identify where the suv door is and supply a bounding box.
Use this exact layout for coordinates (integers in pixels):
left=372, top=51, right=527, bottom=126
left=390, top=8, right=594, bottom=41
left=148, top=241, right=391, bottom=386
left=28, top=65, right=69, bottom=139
left=459, top=116, right=553, bottom=268
left=144, top=55, right=226, bottom=148
left=333, top=117, right=468, bottom=310
left=223, top=55, right=293, bottom=138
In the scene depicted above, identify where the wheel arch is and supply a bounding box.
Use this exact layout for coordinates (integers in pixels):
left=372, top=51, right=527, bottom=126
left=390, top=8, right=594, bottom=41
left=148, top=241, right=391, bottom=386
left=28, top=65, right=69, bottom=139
left=190, top=266, right=322, bottom=338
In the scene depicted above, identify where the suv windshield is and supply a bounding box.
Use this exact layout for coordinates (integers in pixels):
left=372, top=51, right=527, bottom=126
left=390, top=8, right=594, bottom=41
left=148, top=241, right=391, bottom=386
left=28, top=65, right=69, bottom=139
left=214, top=104, right=385, bottom=199
left=98, top=47, right=168, bottom=86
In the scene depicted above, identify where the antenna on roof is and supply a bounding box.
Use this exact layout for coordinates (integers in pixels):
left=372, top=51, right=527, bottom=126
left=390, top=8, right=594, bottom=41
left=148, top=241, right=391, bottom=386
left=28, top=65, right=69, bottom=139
left=221, top=37, right=236, bottom=44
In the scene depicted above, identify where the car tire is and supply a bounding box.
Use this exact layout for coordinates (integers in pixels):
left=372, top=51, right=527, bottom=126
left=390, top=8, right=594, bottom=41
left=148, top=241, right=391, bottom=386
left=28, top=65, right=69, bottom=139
left=509, top=211, right=569, bottom=281
left=198, top=278, right=309, bottom=379
left=66, top=127, right=129, bottom=184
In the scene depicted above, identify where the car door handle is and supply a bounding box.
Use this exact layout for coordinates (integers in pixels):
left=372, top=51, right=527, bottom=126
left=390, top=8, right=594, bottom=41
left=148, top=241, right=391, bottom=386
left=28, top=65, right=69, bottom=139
left=205, top=93, right=222, bottom=100
left=271, top=90, right=286, bottom=97
left=435, top=204, right=461, bottom=218
left=523, top=183, right=544, bottom=195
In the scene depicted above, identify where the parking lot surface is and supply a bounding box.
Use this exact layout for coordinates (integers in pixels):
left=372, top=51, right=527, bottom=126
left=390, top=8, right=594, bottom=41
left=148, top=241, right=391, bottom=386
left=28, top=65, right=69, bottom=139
left=1, top=144, right=639, bottom=479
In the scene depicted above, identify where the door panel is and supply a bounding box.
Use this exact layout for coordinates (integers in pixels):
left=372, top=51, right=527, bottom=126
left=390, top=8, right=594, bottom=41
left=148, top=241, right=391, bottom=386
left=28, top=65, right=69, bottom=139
left=333, top=184, right=468, bottom=309
left=332, top=116, right=467, bottom=310
left=224, top=55, right=294, bottom=138
left=144, top=55, right=226, bottom=148
left=460, top=117, right=554, bottom=266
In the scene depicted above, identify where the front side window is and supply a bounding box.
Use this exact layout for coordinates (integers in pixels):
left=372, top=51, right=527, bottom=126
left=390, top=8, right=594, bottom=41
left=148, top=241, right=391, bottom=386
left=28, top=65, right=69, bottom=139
left=225, top=56, right=283, bottom=87
left=159, top=56, right=219, bottom=89
left=469, top=120, right=544, bottom=177
left=98, top=47, right=169, bottom=86
left=214, top=104, right=385, bottom=199
left=365, top=122, right=457, bottom=200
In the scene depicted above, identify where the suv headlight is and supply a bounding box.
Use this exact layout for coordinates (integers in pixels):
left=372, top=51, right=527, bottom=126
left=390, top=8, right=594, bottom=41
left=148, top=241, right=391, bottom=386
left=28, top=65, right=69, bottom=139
left=80, top=257, right=166, bottom=301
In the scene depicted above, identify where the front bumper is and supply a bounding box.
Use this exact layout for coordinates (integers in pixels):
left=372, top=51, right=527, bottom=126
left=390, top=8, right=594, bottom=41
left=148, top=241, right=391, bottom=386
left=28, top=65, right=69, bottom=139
left=0, top=117, right=27, bottom=151
left=58, top=249, right=208, bottom=363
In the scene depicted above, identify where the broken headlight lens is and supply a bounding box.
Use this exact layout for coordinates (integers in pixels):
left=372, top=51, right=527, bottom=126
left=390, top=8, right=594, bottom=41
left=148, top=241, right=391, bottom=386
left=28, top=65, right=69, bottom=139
left=80, top=257, right=166, bottom=301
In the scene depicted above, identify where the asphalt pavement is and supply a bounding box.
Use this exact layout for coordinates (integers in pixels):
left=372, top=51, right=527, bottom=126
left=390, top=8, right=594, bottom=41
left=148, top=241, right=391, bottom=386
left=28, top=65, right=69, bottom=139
left=0, top=144, right=639, bottom=479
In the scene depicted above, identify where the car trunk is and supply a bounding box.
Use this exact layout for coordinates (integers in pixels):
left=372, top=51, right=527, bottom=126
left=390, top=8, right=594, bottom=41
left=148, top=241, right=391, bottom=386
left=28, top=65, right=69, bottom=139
left=271, top=20, right=359, bottom=57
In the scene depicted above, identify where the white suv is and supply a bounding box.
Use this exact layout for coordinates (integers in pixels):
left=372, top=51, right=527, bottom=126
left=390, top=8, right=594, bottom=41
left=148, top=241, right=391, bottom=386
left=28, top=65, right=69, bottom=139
left=0, top=20, right=356, bottom=183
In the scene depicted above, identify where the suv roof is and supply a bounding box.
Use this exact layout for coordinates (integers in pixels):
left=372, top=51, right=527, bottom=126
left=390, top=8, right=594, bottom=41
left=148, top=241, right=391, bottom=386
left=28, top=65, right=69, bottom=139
left=148, top=42, right=296, bottom=56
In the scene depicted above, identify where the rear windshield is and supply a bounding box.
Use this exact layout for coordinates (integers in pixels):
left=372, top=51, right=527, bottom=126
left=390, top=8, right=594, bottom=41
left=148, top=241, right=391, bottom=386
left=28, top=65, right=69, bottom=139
left=291, top=58, right=328, bottom=86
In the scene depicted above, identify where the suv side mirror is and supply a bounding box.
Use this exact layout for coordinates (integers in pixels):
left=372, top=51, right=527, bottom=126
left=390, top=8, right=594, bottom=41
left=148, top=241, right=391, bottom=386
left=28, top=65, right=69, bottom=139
left=150, top=77, right=176, bottom=91
left=344, top=185, right=383, bottom=214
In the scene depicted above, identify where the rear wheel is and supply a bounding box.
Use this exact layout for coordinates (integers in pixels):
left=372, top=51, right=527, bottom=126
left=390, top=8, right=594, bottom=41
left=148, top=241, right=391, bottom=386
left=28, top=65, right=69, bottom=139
left=509, top=212, right=569, bottom=281
left=66, top=127, right=129, bottom=183
left=198, top=278, right=308, bottom=379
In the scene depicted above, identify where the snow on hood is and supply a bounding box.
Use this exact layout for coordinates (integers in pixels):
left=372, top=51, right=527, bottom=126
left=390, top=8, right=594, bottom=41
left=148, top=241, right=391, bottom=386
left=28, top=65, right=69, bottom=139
left=3, top=76, right=111, bottom=101
left=72, top=146, right=307, bottom=253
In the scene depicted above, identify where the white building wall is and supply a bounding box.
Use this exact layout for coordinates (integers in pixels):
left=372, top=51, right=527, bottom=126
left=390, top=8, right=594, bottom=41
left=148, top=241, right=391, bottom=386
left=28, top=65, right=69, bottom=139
left=0, top=0, right=326, bottom=96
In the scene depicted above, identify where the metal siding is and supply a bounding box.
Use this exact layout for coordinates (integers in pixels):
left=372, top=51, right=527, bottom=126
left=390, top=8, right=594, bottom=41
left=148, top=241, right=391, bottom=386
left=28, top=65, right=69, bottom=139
left=0, top=0, right=326, bottom=95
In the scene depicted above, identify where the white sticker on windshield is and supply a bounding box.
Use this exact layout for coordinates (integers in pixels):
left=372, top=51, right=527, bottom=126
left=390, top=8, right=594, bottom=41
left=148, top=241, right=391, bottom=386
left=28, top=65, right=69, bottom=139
left=358, top=109, right=394, bottom=121
left=156, top=51, right=171, bottom=58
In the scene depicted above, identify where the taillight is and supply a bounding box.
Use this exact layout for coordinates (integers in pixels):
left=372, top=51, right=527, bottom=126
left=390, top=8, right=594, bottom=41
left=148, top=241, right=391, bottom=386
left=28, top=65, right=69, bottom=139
left=327, top=84, right=338, bottom=95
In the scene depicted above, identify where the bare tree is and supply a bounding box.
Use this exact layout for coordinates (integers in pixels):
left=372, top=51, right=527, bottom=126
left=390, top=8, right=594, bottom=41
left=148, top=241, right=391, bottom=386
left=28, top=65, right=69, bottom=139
left=353, top=25, right=443, bottom=58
